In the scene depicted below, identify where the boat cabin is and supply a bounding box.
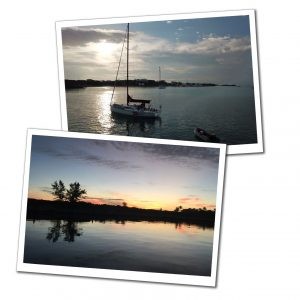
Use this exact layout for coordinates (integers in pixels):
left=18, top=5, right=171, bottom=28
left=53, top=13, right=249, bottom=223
left=127, top=95, right=151, bottom=108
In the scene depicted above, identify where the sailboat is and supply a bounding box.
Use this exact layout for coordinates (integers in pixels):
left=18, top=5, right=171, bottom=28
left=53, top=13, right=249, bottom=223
left=110, top=24, right=161, bottom=118
left=158, top=66, right=166, bottom=89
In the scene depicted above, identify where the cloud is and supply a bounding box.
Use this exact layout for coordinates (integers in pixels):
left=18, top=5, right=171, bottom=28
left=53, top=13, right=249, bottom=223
left=61, top=27, right=126, bottom=47
left=85, top=196, right=125, bottom=205
left=63, top=27, right=250, bottom=58
left=129, top=31, right=251, bottom=57
left=139, top=200, right=154, bottom=203
left=32, top=136, right=142, bottom=171
left=32, top=136, right=220, bottom=178
left=40, top=187, right=52, bottom=194
left=99, top=139, right=220, bottom=168
left=62, top=26, right=253, bottom=84
left=179, top=196, right=202, bottom=203
left=175, top=36, right=251, bottom=55
left=63, top=49, right=105, bottom=65
left=178, top=196, right=215, bottom=209
left=205, top=204, right=216, bottom=209
left=142, top=143, right=220, bottom=166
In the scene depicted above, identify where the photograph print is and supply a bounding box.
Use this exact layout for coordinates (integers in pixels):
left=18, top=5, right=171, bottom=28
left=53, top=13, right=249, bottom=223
left=57, top=10, right=263, bottom=154
left=17, top=130, right=226, bottom=286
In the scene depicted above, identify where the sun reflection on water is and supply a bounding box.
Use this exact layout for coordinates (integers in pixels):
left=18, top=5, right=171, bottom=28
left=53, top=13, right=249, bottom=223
left=97, top=89, right=114, bottom=134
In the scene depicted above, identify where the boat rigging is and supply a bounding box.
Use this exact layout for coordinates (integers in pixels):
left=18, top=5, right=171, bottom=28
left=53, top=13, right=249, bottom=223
left=110, top=23, right=161, bottom=118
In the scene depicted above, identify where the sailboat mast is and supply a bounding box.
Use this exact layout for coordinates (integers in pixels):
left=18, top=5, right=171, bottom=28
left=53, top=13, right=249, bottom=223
left=127, top=23, right=129, bottom=105
left=159, top=66, right=161, bottom=82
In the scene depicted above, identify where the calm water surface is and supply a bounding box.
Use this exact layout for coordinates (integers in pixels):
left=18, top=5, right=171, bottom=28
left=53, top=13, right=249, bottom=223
left=24, top=219, right=213, bottom=276
left=66, top=86, right=257, bottom=145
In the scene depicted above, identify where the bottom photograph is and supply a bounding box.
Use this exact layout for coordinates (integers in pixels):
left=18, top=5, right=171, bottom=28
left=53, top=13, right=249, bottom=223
left=17, top=129, right=226, bottom=286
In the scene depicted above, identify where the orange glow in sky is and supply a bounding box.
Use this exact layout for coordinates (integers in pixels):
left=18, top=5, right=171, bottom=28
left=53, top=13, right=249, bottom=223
left=28, top=136, right=219, bottom=211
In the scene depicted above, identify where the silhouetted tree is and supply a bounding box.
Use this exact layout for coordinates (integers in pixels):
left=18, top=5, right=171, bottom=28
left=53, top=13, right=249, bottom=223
left=122, top=201, right=127, bottom=207
left=51, top=180, right=66, bottom=201
left=174, top=206, right=183, bottom=212
left=66, top=182, right=87, bottom=203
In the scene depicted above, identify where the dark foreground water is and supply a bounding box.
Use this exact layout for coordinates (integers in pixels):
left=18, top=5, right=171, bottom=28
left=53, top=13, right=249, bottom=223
left=24, top=219, right=213, bottom=276
left=66, top=86, right=257, bottom=145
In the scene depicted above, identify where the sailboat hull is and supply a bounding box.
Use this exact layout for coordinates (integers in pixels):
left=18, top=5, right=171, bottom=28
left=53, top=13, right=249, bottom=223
left=111, top=104, right=160, bottom=118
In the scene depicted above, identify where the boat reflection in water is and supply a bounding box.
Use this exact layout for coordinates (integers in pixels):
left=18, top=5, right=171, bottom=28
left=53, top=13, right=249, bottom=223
left=111, top=112, right=162, bottom=136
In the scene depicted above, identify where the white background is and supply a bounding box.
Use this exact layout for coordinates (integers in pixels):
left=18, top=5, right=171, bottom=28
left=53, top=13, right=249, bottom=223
left=0, top=0, right=299, bottom=298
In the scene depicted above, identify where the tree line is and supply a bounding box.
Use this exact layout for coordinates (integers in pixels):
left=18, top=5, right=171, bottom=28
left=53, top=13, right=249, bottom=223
left=50, top=180, right=214, bottom=213
left=64, top=79, right=233, bottom=90
left=27, top=198, right=215, bottom=228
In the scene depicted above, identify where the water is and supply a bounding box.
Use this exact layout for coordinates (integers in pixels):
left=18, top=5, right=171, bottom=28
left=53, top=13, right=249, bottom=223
left=24, top=219, right=214, bottom=276
left=66, top=86, right=257, bottom=145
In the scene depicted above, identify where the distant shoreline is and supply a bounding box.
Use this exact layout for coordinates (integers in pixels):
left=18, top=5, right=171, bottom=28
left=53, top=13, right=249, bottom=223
left=65, top=79, right=239, bottom=90
left=26, top=199, right=216, bottom=228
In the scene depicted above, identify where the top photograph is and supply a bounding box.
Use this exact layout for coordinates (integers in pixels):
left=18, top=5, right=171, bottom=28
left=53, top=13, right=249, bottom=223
left=56, top=10, right=263, bottom=154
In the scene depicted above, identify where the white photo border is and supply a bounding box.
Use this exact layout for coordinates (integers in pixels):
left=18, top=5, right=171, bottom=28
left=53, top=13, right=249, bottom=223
left=56, top=9, right=263, bottom=155
left=17, top=129, right=226, bottom=287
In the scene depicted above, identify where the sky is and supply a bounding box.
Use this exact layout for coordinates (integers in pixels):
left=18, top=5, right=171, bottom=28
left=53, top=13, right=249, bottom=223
left=28, top=135, right=221, bottom=211
left=61, top=15, right=254, bottom=85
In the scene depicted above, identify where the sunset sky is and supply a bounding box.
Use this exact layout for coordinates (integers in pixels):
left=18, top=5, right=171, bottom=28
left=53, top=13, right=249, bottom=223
left=28, top=135, right=220, bottom=210
left=61, top=15, right=254, bottom=85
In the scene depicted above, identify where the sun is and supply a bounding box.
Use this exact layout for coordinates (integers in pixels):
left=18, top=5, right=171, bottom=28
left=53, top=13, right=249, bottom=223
left=95, top=41, right=120, bottom=60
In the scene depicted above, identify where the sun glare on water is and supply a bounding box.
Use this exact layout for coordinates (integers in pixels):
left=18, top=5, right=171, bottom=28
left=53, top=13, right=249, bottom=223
left=97, top=89, right=114, bottom=133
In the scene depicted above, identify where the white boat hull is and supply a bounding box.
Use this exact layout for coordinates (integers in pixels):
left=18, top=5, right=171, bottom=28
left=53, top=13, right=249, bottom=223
left=111, top=104, right=160, bottom=118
